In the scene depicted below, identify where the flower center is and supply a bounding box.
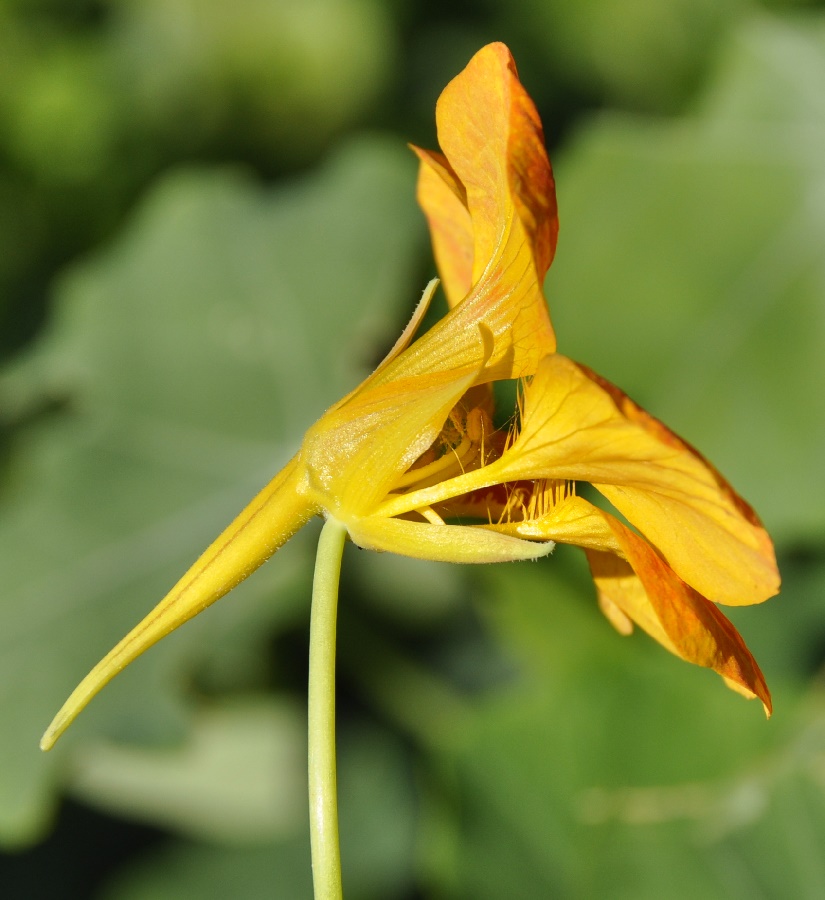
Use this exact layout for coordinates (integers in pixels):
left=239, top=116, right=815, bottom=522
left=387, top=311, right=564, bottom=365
left=381, top=394, right=575, bottom=530
left=393, top=405, right=496, bottom=492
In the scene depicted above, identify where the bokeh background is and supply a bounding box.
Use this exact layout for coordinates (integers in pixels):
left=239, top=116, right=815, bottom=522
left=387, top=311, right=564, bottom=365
left=1, top=0, right=824, bottom=897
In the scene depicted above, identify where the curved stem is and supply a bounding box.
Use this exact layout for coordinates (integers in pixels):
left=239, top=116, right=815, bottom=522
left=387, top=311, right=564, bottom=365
left=308, top=516, right=347, bottom=900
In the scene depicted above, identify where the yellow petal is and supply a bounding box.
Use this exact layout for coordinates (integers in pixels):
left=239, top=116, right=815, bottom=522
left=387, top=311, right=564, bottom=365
left=346, top=514, right=555, bottom=564
left=407, top=42, right=557, bottom=381
left=492, top=354, right=779, bottom=606
left=371, top=277, right=440, bottom=372
left=580, top=362, right=779, bottom=606
left=41, top=455, right=316, bottom=750
left=585, top=518, right=771, bottom=716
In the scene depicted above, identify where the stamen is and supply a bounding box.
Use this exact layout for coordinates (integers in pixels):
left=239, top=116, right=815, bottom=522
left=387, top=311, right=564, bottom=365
left=502, top=385, right=525, bottom=454
left=496, top=479, right=575, bottom=525
left=466, top=407, right=490, bottom=467
left=394, top=434, right=473, bottom=488
left=497, top=483, right=529, bottom=524
left=393, top=405, right=495, bottom=493
left=465, top=407, right=485, bottom=442
left=419, top=506, right=446, bottom=525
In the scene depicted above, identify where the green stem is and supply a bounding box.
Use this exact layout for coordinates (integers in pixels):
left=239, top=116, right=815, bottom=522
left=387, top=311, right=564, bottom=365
left=308, top=516, right=347, bottom=900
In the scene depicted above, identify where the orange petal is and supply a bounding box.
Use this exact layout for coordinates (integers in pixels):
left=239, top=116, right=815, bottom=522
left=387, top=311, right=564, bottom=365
left=491, top=354, right=779, bottom=607
left=408, top=42, right=557, bottom=380
left=41, top=455, right=317, bottom=749
left=585, top=518, right=771, bottom=715
left=436, top=42, right=557, bottom=285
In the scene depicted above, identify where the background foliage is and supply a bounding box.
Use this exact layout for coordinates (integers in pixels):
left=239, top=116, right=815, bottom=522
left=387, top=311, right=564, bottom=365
left=1, top=0, right=823, bottom=897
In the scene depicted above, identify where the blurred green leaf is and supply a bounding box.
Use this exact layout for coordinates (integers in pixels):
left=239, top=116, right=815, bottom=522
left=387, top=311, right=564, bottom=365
left=98, top=723, right=417, bottom=900
left=549, top=16, right=825, bottom=541
left=110, top=0, right=397, bottom=163
left=2, top=39, right=121, bottom=186
left=500, top=0, right=751, bottom=111
left=99, top=840, right=313, bottom=900
left=728, top=550, right=825, bottom=686
left=420, top=559, right=820, bottom=899
left=336, top=724, right=418, bottom=899
left=0, top=137, right=422, bottom=847
left=67, top=697, right=306, bottom=844
left=0, top=0, right=396, bottom=181
left=0, top=0, right=399, bottom=361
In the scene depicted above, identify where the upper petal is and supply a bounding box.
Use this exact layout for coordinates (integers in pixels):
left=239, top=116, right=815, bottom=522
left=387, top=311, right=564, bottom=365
left=491, top=354, right=780, bottom=606
left=435, top=42, right=558, bottom=286
left=408, top=42, right=558, bottom=381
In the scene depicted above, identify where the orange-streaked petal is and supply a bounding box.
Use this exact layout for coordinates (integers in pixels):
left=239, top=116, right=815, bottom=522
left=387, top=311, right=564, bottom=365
left=587, top=550, right=677, bottom=650
left=491, top=354, right=779, bottom=606
left=478, top=493, right=769, bottom=710
left=412, top=148, right=474, bottom=308
left=41, top=455, right=316, bottom=750
left=585, top=518, right=771, bottom=715
left=346, top=514, right=555, bottom=564
left=436, top=42, right=557, bottom=286
left=405, top=42, right=557, bottom=381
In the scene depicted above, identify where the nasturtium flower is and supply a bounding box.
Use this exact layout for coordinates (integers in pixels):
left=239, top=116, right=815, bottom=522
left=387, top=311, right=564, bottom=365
left=42, top=42, right=780, bottom=750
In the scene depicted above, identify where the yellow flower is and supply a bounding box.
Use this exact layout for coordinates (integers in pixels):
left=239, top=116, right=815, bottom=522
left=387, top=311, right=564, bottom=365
left=42, top=42, right=780, bottom=750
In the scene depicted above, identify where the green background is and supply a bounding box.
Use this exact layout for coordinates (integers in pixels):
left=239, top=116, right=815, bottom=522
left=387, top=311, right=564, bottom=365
left=1, top=0, right=823, bottom=897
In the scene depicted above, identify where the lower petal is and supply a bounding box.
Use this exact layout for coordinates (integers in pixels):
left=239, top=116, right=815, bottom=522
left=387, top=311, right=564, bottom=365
left=586, top=519, right=771, bottom=716
left=346, top=514, right=555, bottom=564
left=484, top=494, right=770, bottom=713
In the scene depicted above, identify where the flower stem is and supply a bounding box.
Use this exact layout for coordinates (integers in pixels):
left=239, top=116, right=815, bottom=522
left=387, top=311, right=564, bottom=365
left=308, top=516, right=347, bottom=900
